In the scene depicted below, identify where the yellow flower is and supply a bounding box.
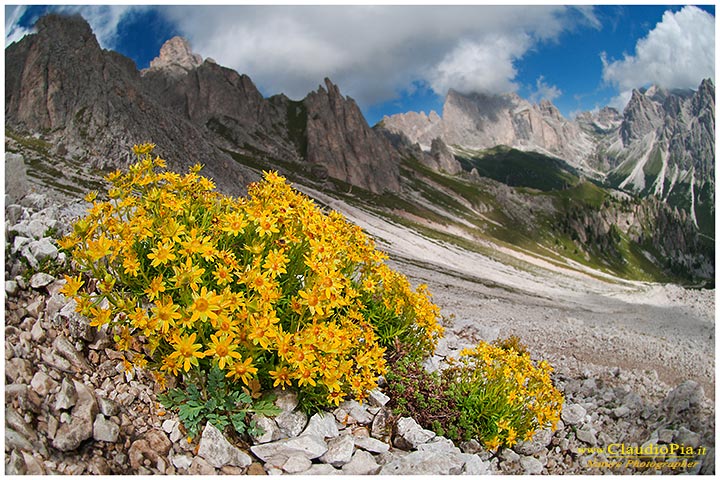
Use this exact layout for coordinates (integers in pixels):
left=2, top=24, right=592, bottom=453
left=506, top=427, right=518, bottom=447
left=144, top=275, right=166, bottom=301
left=151, top=296, right=182, bottom=335
left=123, top=254, right=141, bottom=276
left=225, top=357, right=258, bottom=386
left=485, top=436, right=501, bottom=451
left=171, top=258, right=205, bottom=292
left=60, top=274, right=84, bottom=297
left=189, top=286, right=221, bottom=324
left=327, top=390, right=346, bottom=407
left=132, top=143, right=156, bottom=156
left=295, top=364, right=317, bottom=387
left=147, top=241, right=176, bottom=267
left=220, top=211, right=248, bottom=236
left=168, top=332, right=205, bottom=372
left=86, top=235, right=114, bottom=261
left=89, top=306, right=112, bottom=328
left=269, top=366, right=292, bottom=389
left=298, top=288, right=324, bottom=317
left=204, top=333, right=242, bottom=370
left=255, top=215, right=280, bottom=237
left=262, top=249, right=288, bottom=277
left=212, top=265, right=234, bottom=286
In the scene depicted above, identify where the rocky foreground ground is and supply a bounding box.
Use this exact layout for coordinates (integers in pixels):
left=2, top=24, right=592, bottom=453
left=5, top=192, right=716, bottom=475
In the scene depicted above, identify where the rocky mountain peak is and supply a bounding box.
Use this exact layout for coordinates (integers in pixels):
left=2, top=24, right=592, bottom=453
left=34, top=13, right=96, bottom=47
left=145, top=36, right=202, bottom=76
left=620, top=88, right=664, bottom=145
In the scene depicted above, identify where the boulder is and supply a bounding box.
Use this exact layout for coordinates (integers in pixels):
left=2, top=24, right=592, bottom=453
left=197, top=422, right=252, bottom=469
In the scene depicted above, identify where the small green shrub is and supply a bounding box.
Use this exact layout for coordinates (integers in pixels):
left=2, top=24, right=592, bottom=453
left=387, top=337, right=563, bottom=451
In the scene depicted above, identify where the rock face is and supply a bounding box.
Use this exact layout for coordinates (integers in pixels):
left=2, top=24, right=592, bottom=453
left=4, top=14, right=250, bottom=194
left=586, top=81, right=715, bottom=233
left=145, top=36, right=202, bottom=76
left=303, top=79, right=400, bottom=193
left=380, top=80, right=715, bottom=236
left=5, top=14, right=401, bottom=195
left=381, top=89, right=595, bottom=170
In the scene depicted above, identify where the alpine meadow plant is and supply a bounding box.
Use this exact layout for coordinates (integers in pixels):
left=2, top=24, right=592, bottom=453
left=59, top=144, right=443, bottom=437
left=386, top=337, right=563, bottom=452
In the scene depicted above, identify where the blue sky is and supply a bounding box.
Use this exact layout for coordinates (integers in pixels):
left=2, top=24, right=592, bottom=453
left=5, top=5, right=715, bottom=126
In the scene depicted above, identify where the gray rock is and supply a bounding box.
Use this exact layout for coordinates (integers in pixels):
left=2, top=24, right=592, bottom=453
left=51, top=380, right=98, bottom=451
left=418, top=436, right=460, bottom=454
left=55, top=300, right=94, bottom=342
left=515, top=428, right=553, bottom=455
left=521, top=456, right=544, bottom=475
left=197, top=422, right=252, bottom=468
left=379, top=450, right=468, bottom=475
left=188, top=457, right=217, bottom=475
left=30, top=272, right=55, bottom=289
left=463, top=455, right=490, bottom=475
left=250, top=434, right=328, bottom=462
left=53, top=336, right=89, bottom=371
left=162, top=419, right=178, bottom=434
left=319, top=434, right=355, bottom=467
left=275, top=409, right=308, bottom=438
left=97, top=397, right=119, bottom=417
left=12, top=235, right=31, bottom=254
left=394, top=417, right=436, bottom=450
left=6, top=280, right=19, bottom=296
left=305, top=463, right=340, bottom=475
left=371, top=407, right=390, bottom=439
left=657, top=428, right=675, bottom=444
left=5, top=428, right=34, bottom=452
left=342, top=449, right=381, bottom=475
left=5, top=153, right=28, bottom=203
left=30, top=318, right=45, bottom=342
left=25, top=296, right=45, bottom=318
left=335, top=400, right=374, bottom=425
left=502, top=448, right=521, bottom=463
left=27, top=238, right=59, bottom=265
left=612, top=405, right=631, bottom=418
left=30, top=370, right=58, bottom=396
left=5, top=407, right=36, bottom=442
left=561, top=403, right=586, bottom=425
left=171, top=454, right=193, bottom=470
left=21, top=452, right=46, bottom=475
left=281, top=454, right=312, bottom=473
left=52, top=414, right=94, bottom=451
left=354, top=435, right=390, bottom=453
left=5, top=449, right=27, bottom=475
left=54, top=377, right=78, bottom=411
left=302, top=412, right=340, bottom=439
left=274, top=389, right=299, bottom=412
left=44, top=294, right=67, bottom=321
left=674, top=427, right=701, bottom=448
left=250, top=413, right=281, bottom=444
left=93, top=414, right=120, bottom=442
left=664, top=380, right=704, bottom=416
left=576, top=427, right=597, bottom=446
left=368, top=388, right=390, bottom=407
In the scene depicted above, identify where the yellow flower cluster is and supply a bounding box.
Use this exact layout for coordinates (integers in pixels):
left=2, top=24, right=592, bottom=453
left=452, top=341, right=563, bottom=450
left=60, top=144, right=442, bottom=408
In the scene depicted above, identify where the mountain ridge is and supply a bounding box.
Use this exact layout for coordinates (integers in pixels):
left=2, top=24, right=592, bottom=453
left=5, top=13, right=714, bottom=282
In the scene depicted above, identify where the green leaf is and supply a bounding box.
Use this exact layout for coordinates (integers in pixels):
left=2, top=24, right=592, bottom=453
left=252, top=400, right=281, bottom=417
left=230, top=413, right=247, bottom=435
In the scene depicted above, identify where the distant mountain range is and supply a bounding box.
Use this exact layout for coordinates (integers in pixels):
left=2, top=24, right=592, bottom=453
left=380, top=79, right=715, bottom=236
left=5, top=14, right=714, bottom=282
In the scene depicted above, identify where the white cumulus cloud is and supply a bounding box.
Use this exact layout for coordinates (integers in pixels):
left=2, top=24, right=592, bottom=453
left=529, top=75, right=563, bottom=103
left=156, top=5, right=594, bottom=105
left=602, top=6, right=715, bottom=108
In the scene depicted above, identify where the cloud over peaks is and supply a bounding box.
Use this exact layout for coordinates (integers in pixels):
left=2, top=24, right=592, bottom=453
left=602, top=6, right=714, bottom=108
